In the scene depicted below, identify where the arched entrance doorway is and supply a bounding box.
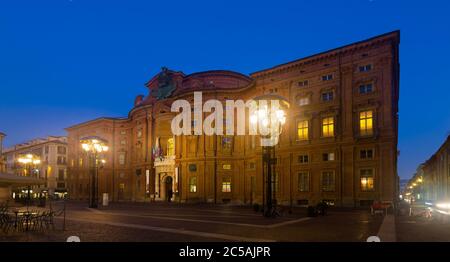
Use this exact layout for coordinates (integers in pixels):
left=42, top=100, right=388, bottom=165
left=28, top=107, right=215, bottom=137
left=164, top=175, right=173, bottom=202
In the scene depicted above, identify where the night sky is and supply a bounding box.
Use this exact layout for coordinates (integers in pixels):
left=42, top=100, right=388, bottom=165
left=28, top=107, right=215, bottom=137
left=1, top=0, right=449, bottom=180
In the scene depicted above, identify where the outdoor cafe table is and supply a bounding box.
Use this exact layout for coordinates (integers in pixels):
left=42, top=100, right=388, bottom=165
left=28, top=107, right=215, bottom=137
left=9, top=209, right=39, bottom=232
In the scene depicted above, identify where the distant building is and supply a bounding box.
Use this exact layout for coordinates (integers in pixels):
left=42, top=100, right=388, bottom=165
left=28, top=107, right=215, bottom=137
left=399, top=179, right=409, bottom=193
left=66, top=31, right=400, bottom=207
left=404, top=136, right=450, bottom=203
left=0, top=132, right=5, bottom=173
left=2, top=136, right=68, bottom=196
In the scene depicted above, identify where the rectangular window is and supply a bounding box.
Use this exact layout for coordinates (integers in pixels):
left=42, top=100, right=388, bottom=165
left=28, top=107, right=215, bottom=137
left=167, top=138, right=175, bottom=156
left=45, top=146, right=49, bottom=154
left=297, top=120, right=309, bottom=140
left=57, top=156, right=66, bottom=165
left=321, top=91, right=334, bottom=101
left=137, top=129, right=142, bottom=138
left=119, top=153, right=126, bottom=165
left=57, top=146, right=66, bottom=154
left=322, top=152, right=335, bottom=161
left=360, top=169, right=374, bottom=191
left=298, top=172, right=310, bottom=192
left=321, top=171, right=335, bottom=192
left=322, top=74, right=333, bottom=81
left=359, top=64, right=372, bottom=72
left=222, top=177, right=231, bottom=193
left=360, top=149, right=374, bottom=159
left=223, top=164, right=231, bottom=170
left=120, top=140, right=126, bottom=145
left=322, top=117, right=334, bottom=137
left=120, top=130, right=127, bottom=135
left=359, top=83, right=373, bottom=94
left=298, top=80, right=309, bottom=87
left=189, top=176, right=197, bottom=193
left=359, top=110, right=374, bottom=136
left=249, top=162, right=255, bottom=169
left=298, top=154, right=309, bottom=164
left=298, top=97, right=310, bottom=106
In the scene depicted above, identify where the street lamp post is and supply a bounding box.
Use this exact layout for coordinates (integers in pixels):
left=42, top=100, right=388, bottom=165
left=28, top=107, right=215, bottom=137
left=80, top=136, right=108, bottom=208
left=250, top=95, right=288, bottom=217
left=17, top=153, right=41, bottom=206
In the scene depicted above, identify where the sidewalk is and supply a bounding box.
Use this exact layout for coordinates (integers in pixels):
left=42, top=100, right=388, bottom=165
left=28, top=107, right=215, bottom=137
left=377, top=214, right=396, bottom=242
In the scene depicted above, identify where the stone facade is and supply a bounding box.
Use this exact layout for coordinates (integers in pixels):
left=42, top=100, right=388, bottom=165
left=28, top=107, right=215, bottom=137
left=411, top=136, right=450, bottom=202
left=66, top=31, right=400, bottom=207
left=2, top=136, right=68, bottom=196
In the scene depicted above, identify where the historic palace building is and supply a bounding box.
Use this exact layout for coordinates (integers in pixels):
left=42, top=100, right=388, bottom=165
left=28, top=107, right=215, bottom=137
left=66, top=31, right=400, bottom=207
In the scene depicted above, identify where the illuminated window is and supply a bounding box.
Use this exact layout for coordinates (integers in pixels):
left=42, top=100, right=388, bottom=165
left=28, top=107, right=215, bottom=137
left=223, top=164, right=231, bottom=170
left=359, top=110, right=373, bottom=136
left=298, top=172, right=310, bottom=192
left=322, top=117, right=334, bottom=137
left=322, top=152, right=335, bottom=161
left=298, top=97, right=310, bottom=106
left=189, top=177, right=197, bottom=193
left=79, top=158, right=83, bottom=167
left=321, top=171, right=335, bottom=192
left=360, top=169, right=374, bottom=191
left=222, top=177, right=231, bottom=193
left=167, top=138, right=175, bottom=156
left=297, top=120, right=309, bottom=140
left=137, top=129, right=142, bottom=138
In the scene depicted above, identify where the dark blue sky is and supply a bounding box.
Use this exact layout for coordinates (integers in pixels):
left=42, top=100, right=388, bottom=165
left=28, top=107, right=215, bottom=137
left=1, top=0, right=449, bottom=179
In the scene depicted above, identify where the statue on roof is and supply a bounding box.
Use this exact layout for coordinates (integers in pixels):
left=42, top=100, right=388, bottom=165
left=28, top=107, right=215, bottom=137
left=152, top=67, right=177, bottom=100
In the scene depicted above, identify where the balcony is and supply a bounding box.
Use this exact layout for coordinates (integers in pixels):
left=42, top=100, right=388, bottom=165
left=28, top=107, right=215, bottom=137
left=154, top=155, right=175, bottom=167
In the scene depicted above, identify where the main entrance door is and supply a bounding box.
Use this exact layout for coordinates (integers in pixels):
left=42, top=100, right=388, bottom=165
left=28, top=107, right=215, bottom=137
left=165, top=176, right=173, bottom=202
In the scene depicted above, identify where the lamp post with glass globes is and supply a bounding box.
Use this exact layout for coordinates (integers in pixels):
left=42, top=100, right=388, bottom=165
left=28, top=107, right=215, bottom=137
left=80, top=136, right=109, bottom=208
left=249, top=95, right=289, bottom=217
left=17, top=153, right=41, bottom=205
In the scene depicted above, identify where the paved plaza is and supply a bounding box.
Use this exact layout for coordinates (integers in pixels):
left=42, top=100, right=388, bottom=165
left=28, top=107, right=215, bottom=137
left=1, top=201, right=385, bottom=242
